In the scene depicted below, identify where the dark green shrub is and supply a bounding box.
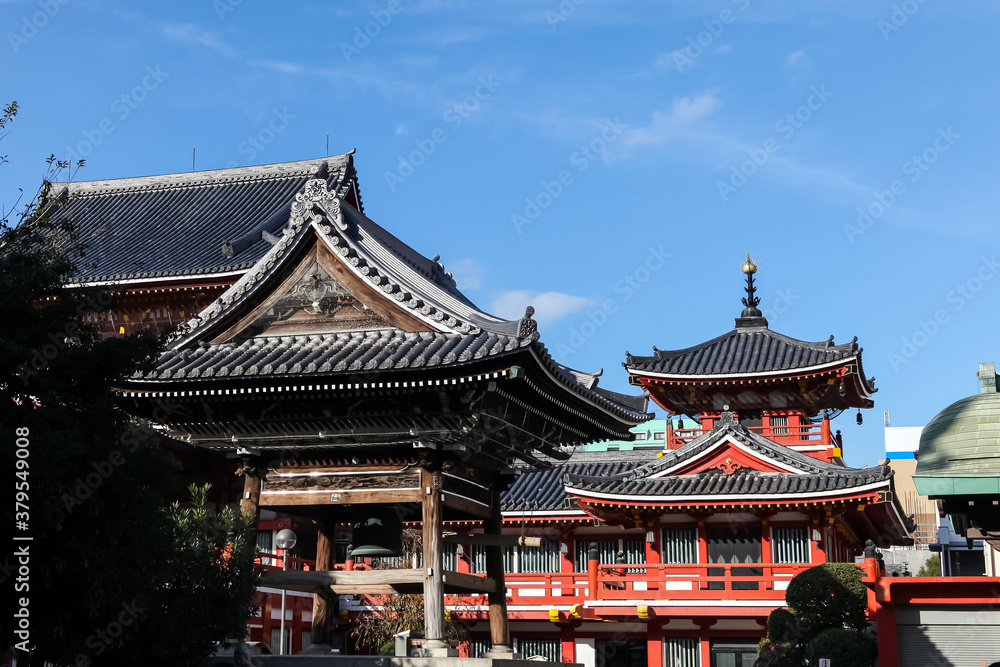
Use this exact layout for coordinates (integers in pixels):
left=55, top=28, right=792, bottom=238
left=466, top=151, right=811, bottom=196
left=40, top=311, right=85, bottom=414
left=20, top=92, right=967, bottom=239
left=754, top=638, right=806, bottom=667
left=767, top=607, right=799, bottom=644
left=804, top=627, right=876, bottom=667
left=785, top=563, right=868, bottom=634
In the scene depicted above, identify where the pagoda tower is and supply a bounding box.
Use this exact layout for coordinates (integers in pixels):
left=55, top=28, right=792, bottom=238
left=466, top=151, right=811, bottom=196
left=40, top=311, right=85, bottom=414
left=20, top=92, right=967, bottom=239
left=625, top=255, right=877, bottom=464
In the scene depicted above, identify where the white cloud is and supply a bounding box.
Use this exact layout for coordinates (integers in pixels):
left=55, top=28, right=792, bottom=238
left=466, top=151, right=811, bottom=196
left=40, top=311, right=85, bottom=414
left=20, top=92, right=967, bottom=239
left=161, top=23, right=238, bottom=60
left=249, top=59, right=303, bottom=74
left=606, top=93, right=719, bottom=162
left=785, top=49, right=806, bottom=68
left=490, top=290, right=596, bottom=329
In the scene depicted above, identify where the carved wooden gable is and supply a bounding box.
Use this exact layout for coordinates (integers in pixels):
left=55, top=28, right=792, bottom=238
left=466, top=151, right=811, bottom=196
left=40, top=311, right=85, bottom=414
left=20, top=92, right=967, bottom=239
left=212, top=234, right=433, bottom=345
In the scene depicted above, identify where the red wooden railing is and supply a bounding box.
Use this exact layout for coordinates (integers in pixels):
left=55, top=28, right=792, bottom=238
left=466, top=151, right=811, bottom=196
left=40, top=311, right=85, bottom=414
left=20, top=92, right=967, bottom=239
left=444, top=562, right=812, bottom=605
left=255, top=551, right=316, bottom=571
left=666, top=421, right=832, bottom=449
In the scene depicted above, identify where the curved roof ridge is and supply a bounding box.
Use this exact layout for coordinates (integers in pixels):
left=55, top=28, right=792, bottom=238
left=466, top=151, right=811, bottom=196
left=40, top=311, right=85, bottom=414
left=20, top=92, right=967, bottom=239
left=567, top=413, right=884, bottom=487
left=626, top=325, right=861, bottom=376
left=50, top=154, right=351, bottom=198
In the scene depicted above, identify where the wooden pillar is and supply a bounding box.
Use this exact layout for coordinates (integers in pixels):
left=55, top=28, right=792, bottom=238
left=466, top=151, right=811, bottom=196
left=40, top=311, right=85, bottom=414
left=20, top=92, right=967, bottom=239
left=262, top=593, right=273, bottom=649
left=292, top=596, right=302, bottom=653
left=485, top=488, right=514, bottom=655
left=240, top=467, right=262, bottom=523
left=310, top=520, right=336, bottom=648
left=699, top=627, right=711, bottom=667
left=422, top=470, right=450, bottom=654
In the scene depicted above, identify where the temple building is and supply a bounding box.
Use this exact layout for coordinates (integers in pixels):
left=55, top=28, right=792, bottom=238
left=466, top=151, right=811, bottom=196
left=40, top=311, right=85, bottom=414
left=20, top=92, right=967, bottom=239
left=47, top=158, right=914, bottom=666
left=48, top=155, right=649, bottom=659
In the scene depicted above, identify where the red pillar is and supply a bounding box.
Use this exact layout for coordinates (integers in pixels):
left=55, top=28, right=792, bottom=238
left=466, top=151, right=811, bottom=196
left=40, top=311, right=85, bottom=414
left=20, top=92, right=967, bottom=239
left=761, top=517, right=772, bottom=589
left=699, top=628, right=711, bottom=667
left=647, top=623, right=662, bottom=667
left=809, top=519, right=825, bottom=564
left=587, top=542, right=599, bottom=600
left=561, top=626, right=576, bottom=663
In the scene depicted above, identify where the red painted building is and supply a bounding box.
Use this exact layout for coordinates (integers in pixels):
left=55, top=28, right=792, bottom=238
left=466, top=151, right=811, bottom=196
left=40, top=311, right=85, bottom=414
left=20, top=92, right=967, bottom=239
left=438, top=261, right=912, bottom=666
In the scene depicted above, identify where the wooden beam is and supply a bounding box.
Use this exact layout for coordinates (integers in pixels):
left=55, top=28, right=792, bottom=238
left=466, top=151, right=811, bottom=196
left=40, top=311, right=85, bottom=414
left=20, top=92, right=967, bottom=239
left=259, top=488, right=422, bottom=507
left=442, top=570, right=497, bottom=594
left=259, top=568, right=494, bottom=595
left=443, top=532, right=542, bottom=547
left=260, top=568, right=424, bottom=593
left=441, top=492, right=491, bottom=519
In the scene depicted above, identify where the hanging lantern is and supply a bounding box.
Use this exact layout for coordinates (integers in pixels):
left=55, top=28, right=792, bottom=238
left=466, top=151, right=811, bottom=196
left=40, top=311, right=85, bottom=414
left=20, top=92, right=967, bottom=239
left=351, top=508, right=404, bottom=557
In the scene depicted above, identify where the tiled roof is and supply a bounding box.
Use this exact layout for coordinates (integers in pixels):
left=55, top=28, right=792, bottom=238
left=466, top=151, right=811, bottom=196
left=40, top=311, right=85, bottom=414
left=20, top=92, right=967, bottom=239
left=501, top=450, right=658, bottom=511
left=626, top=325, right=861, bottom=377
left=145, top=329, right=531, bottom=380
left=122, top=175, right=651, bottom=424
left=564, top=413, right=892, bottom=498
left=48, top=155, right=358, bottom=284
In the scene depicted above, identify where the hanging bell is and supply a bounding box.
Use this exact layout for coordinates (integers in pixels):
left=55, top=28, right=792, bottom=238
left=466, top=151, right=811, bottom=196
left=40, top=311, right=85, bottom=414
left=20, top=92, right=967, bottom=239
left=856, top=410, right=863, bottom=426
left=350, top=508, right=404, bottom=557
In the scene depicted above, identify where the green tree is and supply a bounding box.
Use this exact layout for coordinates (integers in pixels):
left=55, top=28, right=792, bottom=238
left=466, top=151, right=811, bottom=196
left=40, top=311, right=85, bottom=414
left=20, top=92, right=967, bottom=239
left=917, top=554, right=940, bottom=577
left=756, top=563, right=876, bottom=667
left=1, top=102, right=259, bottom=666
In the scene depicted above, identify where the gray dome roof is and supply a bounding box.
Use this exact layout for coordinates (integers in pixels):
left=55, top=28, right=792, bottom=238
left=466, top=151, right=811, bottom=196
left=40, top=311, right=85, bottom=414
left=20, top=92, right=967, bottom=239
left=916, top=392, right=1000, bottom=478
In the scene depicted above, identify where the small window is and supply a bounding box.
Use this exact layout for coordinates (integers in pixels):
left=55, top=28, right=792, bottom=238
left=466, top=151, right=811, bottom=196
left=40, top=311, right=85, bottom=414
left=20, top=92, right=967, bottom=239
left=515, top=638, right=561, bottom=662
left=634, top=432, right=648, bottom=441
left=662, top=528, right=698, bottom=564
left=653, top=431, right=666, bottom=440
left=772, top=527, right=810, bottom=563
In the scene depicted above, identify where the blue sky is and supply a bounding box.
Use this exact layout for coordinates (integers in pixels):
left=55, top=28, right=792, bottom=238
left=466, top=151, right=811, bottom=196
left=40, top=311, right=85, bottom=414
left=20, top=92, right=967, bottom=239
left=4, top=0, right=1000, bottom=466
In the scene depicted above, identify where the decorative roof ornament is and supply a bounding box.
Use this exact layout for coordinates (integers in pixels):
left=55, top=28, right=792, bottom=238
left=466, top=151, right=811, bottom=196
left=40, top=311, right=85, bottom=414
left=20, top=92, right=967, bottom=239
left=736, top=252, right=768, bottom=328
left=740, top=252, right=761, bottom=316
left=517, top=306, right=539, bottom=341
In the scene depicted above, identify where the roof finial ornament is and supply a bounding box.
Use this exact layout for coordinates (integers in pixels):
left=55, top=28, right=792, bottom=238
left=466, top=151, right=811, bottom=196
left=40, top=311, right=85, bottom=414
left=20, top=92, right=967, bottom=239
left=736, top=252, right=768, bottom=328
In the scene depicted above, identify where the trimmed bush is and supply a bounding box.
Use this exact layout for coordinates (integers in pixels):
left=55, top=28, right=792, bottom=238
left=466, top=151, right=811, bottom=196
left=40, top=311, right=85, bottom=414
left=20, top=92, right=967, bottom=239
left=804, top=627, right=876, bottom=666
left=785, top=563, right=868, bottom=633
